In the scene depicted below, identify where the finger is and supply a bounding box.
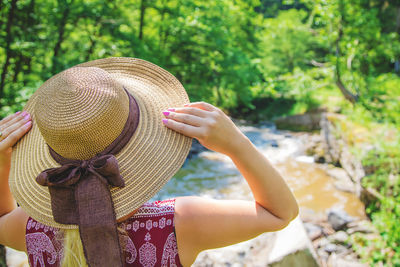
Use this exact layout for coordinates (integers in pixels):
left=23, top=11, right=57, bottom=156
left=163, top=111, right=205, bottom=127
left=0, top=111, right=30, bottom=131
left=162, top=119, right=202, bottom=139
left=0, top=120, right=32, bottom=150
left=183, top=102, right=216, bottom=111
left=167, top=107, right=210, bottom=118
left=1, top=114, right=32, bottom=139
left=0, top=111, right=22, bottom=127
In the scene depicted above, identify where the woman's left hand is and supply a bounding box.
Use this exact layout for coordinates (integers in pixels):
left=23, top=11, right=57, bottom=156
left=161, top=102, right=247, bottom=156
left=0, top=111, right=32, bottom=167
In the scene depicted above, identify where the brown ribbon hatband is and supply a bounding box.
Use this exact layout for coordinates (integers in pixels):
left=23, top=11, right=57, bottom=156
left=36, top=88, right=140, bottom=267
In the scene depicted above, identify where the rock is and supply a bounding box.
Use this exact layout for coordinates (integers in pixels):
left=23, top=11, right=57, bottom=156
left=188, top=139, right=207, bottom=159
left=327, top=210, right=354, bottom=231
left=327, top=253, right=369, bottom=267
left=314, top=236, right=330, bottom=249
left=325, top=243, right=349, bottom=255
left=324, top=243, right=339, bottom=253
left=346, top=220, right=376, bottom=235
left=334, top=180, right=356, bottom=193
left=328, top=231, right=349, bottom=244
left=319, top=165, right=357, bottom=193
left=359, top=186, right=383, bottom=208
left=296, top=155, right=315, bottom=163
left=269, top=250, right=320, bottom=267
left=193, top=217, right=319, bottom=267
left=318, top=222, right=335, bottom=236
left=267, top=217, right=319, bottom=266
left=304, top=222, right=323, bottom=240
left=314, top=156, right=326, bottom=164
left=270, top=139, right=279, bottom=147
left=5, top=247, right=28, bottom=267
left=325, top=166, right=351, bottom=181
left=256, top=120, right=276, bottom=129
left=299, top=208, right=327, bottom=224
left=275, top=113, right=323, bottom=132
left=319, top=113, right=365, bottom=198
left=316, top=250, right=329, bottom=265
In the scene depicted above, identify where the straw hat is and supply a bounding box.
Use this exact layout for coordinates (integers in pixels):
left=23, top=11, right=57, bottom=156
left=9, top=57, right=192, bottom=229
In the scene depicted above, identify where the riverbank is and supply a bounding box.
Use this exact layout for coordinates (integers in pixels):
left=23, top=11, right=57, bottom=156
left=294, top=131, right=376, bottom=267
left=275, top=110, right=399, bottom=266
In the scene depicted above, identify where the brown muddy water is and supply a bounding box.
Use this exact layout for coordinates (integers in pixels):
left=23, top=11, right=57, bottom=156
left=277, top=160, right=365, bottom=218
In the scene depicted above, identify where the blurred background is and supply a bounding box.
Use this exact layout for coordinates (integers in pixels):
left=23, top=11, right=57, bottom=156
left=0, top=0, right=399, bottom=266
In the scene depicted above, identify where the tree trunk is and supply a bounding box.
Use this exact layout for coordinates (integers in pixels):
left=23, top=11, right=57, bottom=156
left=0, top=0, right=18, bottom=109
left=395, top=6, right=400, bottom=74
left=20, top=0, right=36, bottom=85
left=138, top=0, right=146, bottom=40
left=12, top=54, right=22, bottom=83
left=158, top=0, right=166, bottom=50
left=51, top=0, right=71, bottom=74
left=85, top=36, right=97, bottom=62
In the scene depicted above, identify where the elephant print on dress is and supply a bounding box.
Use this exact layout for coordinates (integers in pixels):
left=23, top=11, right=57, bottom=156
left=26, top=233, right=57, bottom=267
left=25, top=199, right=183, bottom=267
left=161, top=232, right=179, bottom=267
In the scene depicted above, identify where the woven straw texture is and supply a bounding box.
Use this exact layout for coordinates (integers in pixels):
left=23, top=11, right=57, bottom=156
left=9, top=57, right=192, bottom=229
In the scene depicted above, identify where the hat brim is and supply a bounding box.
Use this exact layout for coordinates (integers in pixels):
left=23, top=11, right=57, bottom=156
left=9, top=57, right=192, bottom=229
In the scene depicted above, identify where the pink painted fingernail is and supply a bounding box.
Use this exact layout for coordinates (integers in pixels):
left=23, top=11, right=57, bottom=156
left=15, top=111, right=21, bottom=115
left=21, top=111, right=28, bottom=117
left=162, top=119, right=168, bottom=125
left=167, top=108, right=175, bottom=112
left=162, top=111, right=170, bottom=116
left=25, top=121, right=32, bottom=127
left=24, top=113, right=31, bottom=121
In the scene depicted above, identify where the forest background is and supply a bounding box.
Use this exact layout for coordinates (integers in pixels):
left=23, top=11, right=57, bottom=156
left=0, top=0, right=399, bottom=266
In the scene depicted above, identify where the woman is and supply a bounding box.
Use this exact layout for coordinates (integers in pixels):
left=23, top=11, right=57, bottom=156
left=0, top=57, right=298, bottom=267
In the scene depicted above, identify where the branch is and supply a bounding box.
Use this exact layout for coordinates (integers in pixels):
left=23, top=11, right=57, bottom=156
left=334, top=0, right=358, bottom=104
left=310, top=59, right=326, bottom=68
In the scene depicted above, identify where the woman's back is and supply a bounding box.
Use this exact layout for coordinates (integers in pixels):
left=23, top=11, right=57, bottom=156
left=26, top=199, right=181, bottom=267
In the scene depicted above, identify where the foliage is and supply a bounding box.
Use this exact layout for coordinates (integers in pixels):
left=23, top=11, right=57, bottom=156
left=0, top=0, right=263, bottom=117
left=360, top=74, right=400, bottom=125
left=360, top=132, right=400, bottom=266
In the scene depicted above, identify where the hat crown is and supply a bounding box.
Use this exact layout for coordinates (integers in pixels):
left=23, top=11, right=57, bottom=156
left=35, top=67, right=129, bottom=160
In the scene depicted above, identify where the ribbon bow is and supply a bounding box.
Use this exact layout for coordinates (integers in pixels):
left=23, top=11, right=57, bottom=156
left=36, top=154, right=126, bottom=267
left=37, top=154, right=125, bottom=189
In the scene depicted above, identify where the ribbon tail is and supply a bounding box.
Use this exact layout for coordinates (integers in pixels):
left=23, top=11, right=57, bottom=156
left=75, top=174, right=124, bottom=267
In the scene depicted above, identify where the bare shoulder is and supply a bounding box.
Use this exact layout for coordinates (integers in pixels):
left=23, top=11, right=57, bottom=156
left=174, top=196, right=294, bottom=266
left=0, top=207, right=29, bottom=252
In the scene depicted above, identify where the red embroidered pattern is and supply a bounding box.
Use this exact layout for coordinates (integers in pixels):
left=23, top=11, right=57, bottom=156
left=26, top=199, right=182, bottom=267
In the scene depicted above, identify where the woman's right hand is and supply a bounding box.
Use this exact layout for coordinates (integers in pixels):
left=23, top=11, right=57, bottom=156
left=162, top=102, right=248, bottom=156
left=0, top=112, right=32, bottom=253
left=0, top=111, right=32, bottom=166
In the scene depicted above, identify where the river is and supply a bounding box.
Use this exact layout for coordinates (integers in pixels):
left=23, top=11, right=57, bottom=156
left=154, top=122, right=365, bottom=219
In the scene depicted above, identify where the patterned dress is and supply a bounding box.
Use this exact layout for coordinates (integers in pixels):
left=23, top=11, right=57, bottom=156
left=25, top=199, right=182, bottom=267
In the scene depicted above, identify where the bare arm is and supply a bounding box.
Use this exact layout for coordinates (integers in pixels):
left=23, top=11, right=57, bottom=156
left=0, top=111, right=32, bottom=251
left=162, top=102, right=299, bottom=265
